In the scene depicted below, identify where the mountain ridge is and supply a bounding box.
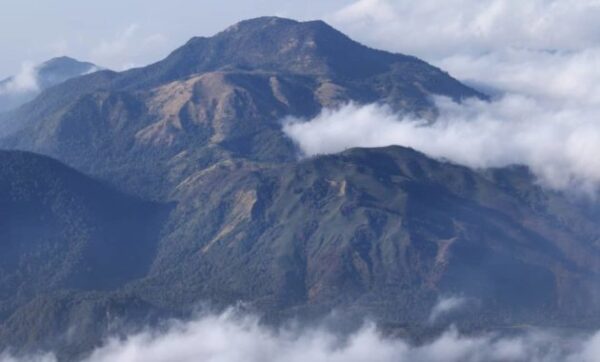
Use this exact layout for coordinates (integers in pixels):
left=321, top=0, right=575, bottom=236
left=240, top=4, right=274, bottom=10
left=1, top=17, right=484, bottom=200
left=3, top=144, right=600, bottom=359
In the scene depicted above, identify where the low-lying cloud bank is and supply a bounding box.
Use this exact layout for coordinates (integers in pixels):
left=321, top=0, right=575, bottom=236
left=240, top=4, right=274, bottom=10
left=283, top=95, right=600, bottom=192
left=3, top=310, right=600, bottom=362
left=317, top=0, right=600, bottom=194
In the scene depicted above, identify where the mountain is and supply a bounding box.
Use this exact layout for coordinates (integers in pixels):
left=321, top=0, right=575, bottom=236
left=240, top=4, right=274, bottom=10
left=1, top=16, right=599, bottom=360
left=0, top=57, right=99, bottom=114
left=147, top=146, right=600, bottom=325
left=0, top=151, right=168, bottom=356
left=0, top=17, right=483, bottom=199
left=2, top=146, right=600, bottom=360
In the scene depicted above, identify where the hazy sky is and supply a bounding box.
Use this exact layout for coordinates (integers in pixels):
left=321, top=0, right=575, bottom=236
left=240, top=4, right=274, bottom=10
left=5, top=0, right=599, bottom=79
left=0, top=0, right=354, bottom=78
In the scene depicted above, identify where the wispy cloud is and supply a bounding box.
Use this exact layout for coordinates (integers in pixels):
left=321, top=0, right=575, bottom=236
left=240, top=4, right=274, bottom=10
left=428, top=296, right=469, bottom=324
left=331, top=0, right=600, bottom=60
left=90, top=24, right=139, bottom=66
left=0, top=62, right=39, bottom=95
left=89, top=24, right=168, bottom=71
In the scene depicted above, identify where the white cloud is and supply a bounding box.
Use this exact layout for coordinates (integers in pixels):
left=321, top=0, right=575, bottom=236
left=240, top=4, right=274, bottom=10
left=0, top=62, right=39, bottom=95
left=90, top=24, right=139, bottom=63
left=4, top=310, right=600, bottom=362
left=331, top=0, right=600, bottom=60
left=438, top=47, right=600, bottom=107
left=89, top=24, right=168, bottom=71
left=330, top=2, right=600, bottom=102
left=0, top=353, right=55, bottom=362
left=580, top=332, right=600, bottom=362
left=323, top=2, right=600, bottom=195
left=283, top=95, right=600, bottom=192
left=428, top=296, right=469, bottom=323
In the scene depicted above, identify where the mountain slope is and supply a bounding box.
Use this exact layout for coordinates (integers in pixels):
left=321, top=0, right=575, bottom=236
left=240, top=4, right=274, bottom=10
left=0, top=150, right=169, bottom=294
left=0, top=151, right=168, bottom=347
left=0, top=57, right=99, bottom=114
left=1, top=17, right=484, bottom=199
left=144, top=146, right=600, bottom=327
left=1, top=147, right=600, bottom=358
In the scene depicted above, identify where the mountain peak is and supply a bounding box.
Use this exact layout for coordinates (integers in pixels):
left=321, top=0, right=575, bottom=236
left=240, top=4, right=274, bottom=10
left=41, top=56, right=85, bottom=66
left=223, top=16, right=300, bottom=32
left=217, top=16, right=352, bottom=52
left=220, top=16, right=335, bottom=34
left=0, top=56, right=99, bottom=113
left=216, top=16, right=349, bottom=45
left=117, top=17, right=403, bottom=89
left=38, top=56, right=97, bottom=75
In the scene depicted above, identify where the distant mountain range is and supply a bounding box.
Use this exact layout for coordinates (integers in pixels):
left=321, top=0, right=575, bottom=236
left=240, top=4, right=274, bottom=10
left=0, top=57, right=98, bottom=114
left=0, top=17, right=599, bottom=360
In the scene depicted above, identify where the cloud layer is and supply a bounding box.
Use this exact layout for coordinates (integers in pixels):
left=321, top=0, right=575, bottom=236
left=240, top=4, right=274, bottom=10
left=308, top=1, right=600, bottom=194
left=284, top=94, right=600, bottom=192
left=288, top=1, right=598, bottom=193
left=331, top=0, right=600, bottom=61
left=3, top=310, right=600, bottom=362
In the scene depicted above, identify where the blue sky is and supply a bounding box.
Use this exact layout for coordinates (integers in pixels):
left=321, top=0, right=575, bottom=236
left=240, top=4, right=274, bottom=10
left=0, top=0, right=354, bottom=78
left=5, top=0, right=599, bottom=80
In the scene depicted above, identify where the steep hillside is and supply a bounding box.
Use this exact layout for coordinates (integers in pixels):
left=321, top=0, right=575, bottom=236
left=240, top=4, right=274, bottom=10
left=0, top=151, right=168, bottom=355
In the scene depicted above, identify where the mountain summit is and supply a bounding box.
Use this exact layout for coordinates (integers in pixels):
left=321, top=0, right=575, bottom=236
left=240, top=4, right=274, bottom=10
left=34, top=56, right=98, bottom=89
left=116, top=17, right=481, bottom=98
left=0, top=57, right=98, bottom=113
left=2, top=17, right=483, bottom=199
left=119, top=17, right=440, bottom=85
